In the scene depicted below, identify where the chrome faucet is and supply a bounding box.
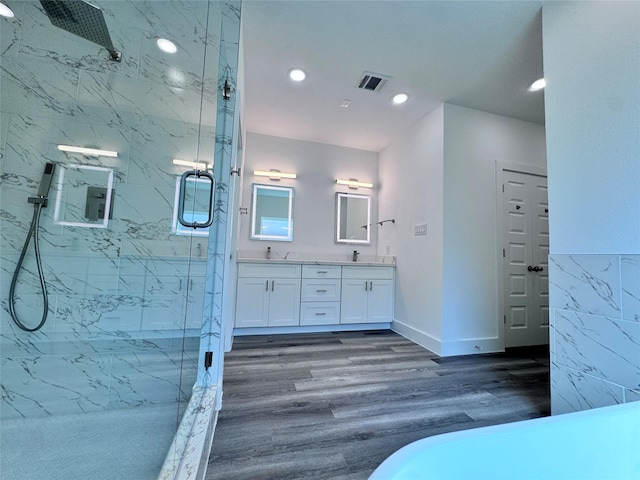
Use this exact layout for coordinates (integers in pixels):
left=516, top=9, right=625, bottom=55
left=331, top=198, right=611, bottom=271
left=352, top=250, right=359, bottom=262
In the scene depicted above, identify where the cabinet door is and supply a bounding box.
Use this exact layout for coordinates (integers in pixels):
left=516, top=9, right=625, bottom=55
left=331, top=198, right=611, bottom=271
left=340, top=279, right=369, bottom=324
left=268, top=278, right=301, bottom=327
left=235, top=277, right=270, bottom=327
left=367, top=279, right=394, bottom=323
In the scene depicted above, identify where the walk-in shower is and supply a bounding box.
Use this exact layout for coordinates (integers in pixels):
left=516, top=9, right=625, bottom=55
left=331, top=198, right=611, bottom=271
left=1, top=1, right=241, bottom=479
left=8, top=162, right=55, bottom=331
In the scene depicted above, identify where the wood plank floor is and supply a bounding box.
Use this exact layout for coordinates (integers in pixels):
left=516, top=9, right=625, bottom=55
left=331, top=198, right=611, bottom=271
left=206, top=330, right=550, bottom=480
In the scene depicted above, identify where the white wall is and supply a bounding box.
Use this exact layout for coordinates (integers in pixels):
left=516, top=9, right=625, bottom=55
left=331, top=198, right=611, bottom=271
left=378, top=106, right=445, bottom=350
left=237, top=133, right=379, bottom=258
left=379, top=103, right=546, bottom=355
left=442, top=104, right=546, bottom=353
left=543, top=1, right=640, bottom=255
left=543, top=1, right=640, bottom=414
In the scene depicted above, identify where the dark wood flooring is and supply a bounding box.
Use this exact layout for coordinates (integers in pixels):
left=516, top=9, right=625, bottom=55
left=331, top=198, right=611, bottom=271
left=206, top=330, right=550, bottom=480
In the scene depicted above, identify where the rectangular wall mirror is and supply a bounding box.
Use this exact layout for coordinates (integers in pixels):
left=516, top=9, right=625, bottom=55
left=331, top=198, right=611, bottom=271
left=250, top=184, right=294, bottom=241
left=336, top=192, right=371, bottom=244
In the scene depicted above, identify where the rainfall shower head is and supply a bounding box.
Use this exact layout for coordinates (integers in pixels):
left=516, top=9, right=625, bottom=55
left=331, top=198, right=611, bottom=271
left=40, top=0, right=122, bottom=62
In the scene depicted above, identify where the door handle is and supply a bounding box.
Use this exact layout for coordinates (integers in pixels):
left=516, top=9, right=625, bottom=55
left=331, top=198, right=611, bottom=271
left=365, top=281, right=368, bottom=291
left=271, top=280, right=275, bottom=291
left=369, top=281, right=373, bottom=291
left=266, top=280, right=269, bottom=291
left=177, top=170, right=215, bottom=229
left=528, top=266, right=544, bottom=272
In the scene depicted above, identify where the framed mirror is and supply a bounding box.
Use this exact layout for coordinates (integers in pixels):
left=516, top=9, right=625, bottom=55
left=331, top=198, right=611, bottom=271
left=335, top=192, right=371, bottom=244
left=250, top=184, right=294, bottom=241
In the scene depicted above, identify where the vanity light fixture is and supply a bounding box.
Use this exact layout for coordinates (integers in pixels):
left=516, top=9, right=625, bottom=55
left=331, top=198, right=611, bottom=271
left=0, top=3, right=15, bottom=18
left=336, top=178, right=373, bottom=189
left=57, top=145, right=118, bottom=157
left=157, top=38, right=177, bottom=54
left=172, top=158, right=212, bottom=170
left=528, top=78, right=546, bottom=92
left=254, top=169, right=297, bottom=180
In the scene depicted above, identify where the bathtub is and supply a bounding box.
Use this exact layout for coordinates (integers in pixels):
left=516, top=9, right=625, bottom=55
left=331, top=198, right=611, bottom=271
left=369, top=402, right=640, bottom=480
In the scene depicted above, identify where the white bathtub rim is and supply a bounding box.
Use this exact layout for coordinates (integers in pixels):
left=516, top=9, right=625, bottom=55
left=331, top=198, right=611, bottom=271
left=369, top=402, right=640, bottom=480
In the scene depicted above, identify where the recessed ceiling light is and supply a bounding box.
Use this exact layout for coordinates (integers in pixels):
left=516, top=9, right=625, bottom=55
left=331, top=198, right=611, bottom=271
left=392, top=93, right=409, bottom=105
left=157, top=38, right=177, bottom=54
left=0, top=3, right=15, bottom=18
left=289, top=68, right=306, bottom=82
left=528, top=78, right=546, bottom=92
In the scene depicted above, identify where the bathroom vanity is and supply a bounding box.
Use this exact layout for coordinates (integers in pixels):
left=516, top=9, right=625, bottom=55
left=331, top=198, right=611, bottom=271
left=234, top=260, right=395, bottom=332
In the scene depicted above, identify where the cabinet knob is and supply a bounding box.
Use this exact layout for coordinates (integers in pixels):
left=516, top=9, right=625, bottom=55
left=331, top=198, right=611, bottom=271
left=316, top=289, right=327, bottom=293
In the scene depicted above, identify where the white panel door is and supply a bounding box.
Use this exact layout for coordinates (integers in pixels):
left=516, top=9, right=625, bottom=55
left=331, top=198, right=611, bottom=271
left=503, top=171, right=549, bottom=347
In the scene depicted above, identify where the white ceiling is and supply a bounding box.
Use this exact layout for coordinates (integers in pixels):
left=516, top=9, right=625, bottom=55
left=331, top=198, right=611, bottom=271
left=241, top=0, right=545, bottom=152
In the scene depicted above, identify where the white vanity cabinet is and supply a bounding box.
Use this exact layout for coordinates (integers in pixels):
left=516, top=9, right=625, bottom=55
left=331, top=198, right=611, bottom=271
left=300, top=265, right=341, bottom=326
left=234, top=261, right=395, bottom=331
left=235, top=263, right=301, bottom=328
left=341, top=266, right=395, bottom=324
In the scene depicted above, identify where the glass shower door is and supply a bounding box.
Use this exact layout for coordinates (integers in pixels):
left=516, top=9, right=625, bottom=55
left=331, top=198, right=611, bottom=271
left=0, top=1, right=225, bottom=478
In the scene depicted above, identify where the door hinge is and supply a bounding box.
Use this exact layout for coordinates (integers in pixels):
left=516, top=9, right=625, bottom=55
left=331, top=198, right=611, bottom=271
left=230, top=167, right=241, bottom=176
left=204, top=351, right=213, bottom=370
left=502, top=184, right=504, bottom=193
left=503, top=248, right=505, bottom=258
left=504, top=315, right=507, bottom=324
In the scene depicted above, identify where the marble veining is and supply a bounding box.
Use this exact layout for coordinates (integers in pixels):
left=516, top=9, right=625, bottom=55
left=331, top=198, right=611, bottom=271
left=551, top=362, right=624, bottom=415
left=159, top=385, right=218, bottom=480
left=550, top=254, right=640, bottom=415
left=549, top=255, right=621, bottom=318
left=621, top=255, right=640, bottom=322
left=554, top=309, right=640, bottom=390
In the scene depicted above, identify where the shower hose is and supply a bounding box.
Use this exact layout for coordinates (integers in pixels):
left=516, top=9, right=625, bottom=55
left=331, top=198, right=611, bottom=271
left=8, top=202, right=49, bottom=332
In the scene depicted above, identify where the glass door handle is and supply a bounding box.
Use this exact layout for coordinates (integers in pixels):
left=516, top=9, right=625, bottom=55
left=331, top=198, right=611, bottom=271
left=178, top=170, right=215, bottom=229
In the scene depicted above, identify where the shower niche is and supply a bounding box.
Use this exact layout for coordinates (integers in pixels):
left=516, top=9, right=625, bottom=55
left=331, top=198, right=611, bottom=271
left=53, top=164, right=115, bottom=228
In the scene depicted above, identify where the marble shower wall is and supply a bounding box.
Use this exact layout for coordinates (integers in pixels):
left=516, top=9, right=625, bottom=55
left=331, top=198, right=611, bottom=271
left=1, top=1, right=221, bottom=419
left=549, top=254, right=640, bottom=414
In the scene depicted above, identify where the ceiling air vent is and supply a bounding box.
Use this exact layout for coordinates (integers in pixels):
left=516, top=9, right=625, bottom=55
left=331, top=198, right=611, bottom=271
left=357, top=72, right=391, bottom=92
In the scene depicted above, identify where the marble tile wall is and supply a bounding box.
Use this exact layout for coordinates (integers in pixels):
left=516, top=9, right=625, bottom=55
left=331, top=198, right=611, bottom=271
left=1, top=1, right=221, bottom=420
left=549, top=254, right=640, bottom=414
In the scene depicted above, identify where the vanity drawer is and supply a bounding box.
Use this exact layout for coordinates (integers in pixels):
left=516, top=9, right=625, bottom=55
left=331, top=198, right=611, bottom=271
left=238, top=263, right=301, bottom=278
left=300, top=302, right=340, bottom=326
left=301, top=279, right=341, bottom=302
left=341, top=266, right=394, bottom=280
left=302, top=264, right=341, bottom=279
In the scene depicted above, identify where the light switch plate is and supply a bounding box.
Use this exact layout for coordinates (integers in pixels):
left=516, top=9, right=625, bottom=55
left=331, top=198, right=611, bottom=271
left=414, top=223, right=427, bottom=236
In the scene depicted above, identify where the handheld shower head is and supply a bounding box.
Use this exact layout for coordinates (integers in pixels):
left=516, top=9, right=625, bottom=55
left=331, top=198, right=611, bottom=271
left=28, top=163, right=56, bottom=208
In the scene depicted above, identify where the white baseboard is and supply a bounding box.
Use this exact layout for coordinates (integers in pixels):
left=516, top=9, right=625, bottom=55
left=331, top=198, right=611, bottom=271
left=391, top=320, right=442, bottom=355
left=441, top=336, right=504, bottom=356
left=392, top=320, right=504, bottom=356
